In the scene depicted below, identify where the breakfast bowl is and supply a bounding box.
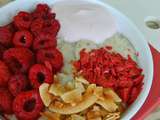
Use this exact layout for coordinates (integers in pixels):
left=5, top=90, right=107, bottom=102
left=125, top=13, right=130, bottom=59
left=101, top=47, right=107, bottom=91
left=0, top=0, right=153, bottom=120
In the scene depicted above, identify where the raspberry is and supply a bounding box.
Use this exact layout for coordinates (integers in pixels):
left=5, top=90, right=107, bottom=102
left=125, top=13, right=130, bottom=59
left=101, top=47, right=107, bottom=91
left=46, top=12, right=56, bottom=20
left=44, top=60, right=53, bottom=73
left=0, top=88, right=13, bottom=114
left=0, top=26, right=13, bottom=47
left=33, top=32, right=57, bottom=50
left=14, top=11, right=32, bottom=30
left=13, top=30, right=33, bottom=48
left=3, top=47, right=34, bottom=73
left=29, top=64, right=53, bottom=89
left=13, top=90, right=43, bottom=120
left=43, top=19, right=60, bottom=36
left=0, top=61, right=11, bottom=87
left=8, top=73, right=28, bottom=96
left=32, top=4, right=50, bottom=19
left=30, top=18, right=44, bottom=36
left=37, top=48, right=63, bottom=72
left=118, top=88, right=131, bottom=103
left=5, top=22, right=17, bottom=33
left=35, top=4, right=50, bottom=13
left=0, top=44, right=6, bottom=59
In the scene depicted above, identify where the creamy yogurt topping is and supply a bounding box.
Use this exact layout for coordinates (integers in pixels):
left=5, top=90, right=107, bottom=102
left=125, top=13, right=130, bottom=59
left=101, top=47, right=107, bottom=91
left=52, top=0, right=117, bottom=43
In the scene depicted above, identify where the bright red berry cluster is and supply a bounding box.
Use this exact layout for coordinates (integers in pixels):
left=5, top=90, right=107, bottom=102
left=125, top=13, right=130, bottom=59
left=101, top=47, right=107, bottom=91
left=0, top=4, right=63, bottom=120
left=73, top=47, right=144, bottom=105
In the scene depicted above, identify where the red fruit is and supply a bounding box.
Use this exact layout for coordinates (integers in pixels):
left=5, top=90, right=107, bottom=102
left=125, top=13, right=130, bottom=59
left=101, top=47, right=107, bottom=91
left=3, top=47, right=34, bottom=73
left=37, top=48, right=63, bottom=72
left=33, top=32, right=57, bottom=50
left=118, top=80, right=133, bottom=88
left=5, top=22, right=16, bottom=33
left=0, top=44, right=6, bottom=59
left=44, top=61, right=53, bottom=73
left=13, top=30, right=33, bottom=48
left=13, top=90, right=43, bottom=120
left=0, top=61, right=11, bottom=87
left=29, top=64, right=53, bottom=89
left=32, top=4, right=50, bottom=19
left=105, top=46, right=112, bottom=50
left=118, top=88, right=131, bottom=103
left=46, top=12, right=56, bottom=20
left=14, top=11, right=32, bottom=30
left=127, top=87, right=140, bottom=105
left=73, top=61, right=81, bottom=71
left=0, top=26, right=13, bottom=47
left=43, top=19, right=60, bottom=36
left=79, top=49, right=89, bottom=66
left=36, top=4, right=50, bottom=12
left=128, top=67, right=142, bottom=77
left=133, top=75, right=144, bottom=86
left=30, top=18, right=44, bottom=35
left=8, top=73, right=28, bottom=96
left=0, top=88, right=13, bottom=114
left=98, top=78, right=115, bottom=89
left=73, top=47, right=144, bottom=104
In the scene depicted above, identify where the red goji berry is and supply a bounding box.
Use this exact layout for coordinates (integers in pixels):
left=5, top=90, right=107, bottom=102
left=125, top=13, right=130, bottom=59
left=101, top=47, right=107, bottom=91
left=73, top=47, right=144, bottom=105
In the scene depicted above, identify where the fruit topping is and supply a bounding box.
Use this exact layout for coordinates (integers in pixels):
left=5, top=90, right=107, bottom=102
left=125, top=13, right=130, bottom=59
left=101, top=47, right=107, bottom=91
left=14, top=11, right=32, bottom=30
left=0, top=61, right=11, bottom=87
left=13, top=90, right=43, bottom=120
left=29, top=64, right=53, bottom=89
left=33, top=32, right=57, bottom=50
left=37, top=48, right=63, bottom=73
left=73, top=48, right=144, bottom=105
left=8, top=73, right=28, bottom=96
left=13, top=30, right=33, bottom=48
left=0, top=26, right=13, bottom=47
left=3, top=47, right=34, bottom=73
left=0, top=88, right=13, bottom=114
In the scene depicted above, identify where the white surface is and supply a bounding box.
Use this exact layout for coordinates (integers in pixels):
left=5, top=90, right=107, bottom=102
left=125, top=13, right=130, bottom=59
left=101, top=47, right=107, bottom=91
left=0, top=0, right=153, bottom=120
left=52, top=0, right=117, bottom=43
left=103, top=0, right=160, bottom=52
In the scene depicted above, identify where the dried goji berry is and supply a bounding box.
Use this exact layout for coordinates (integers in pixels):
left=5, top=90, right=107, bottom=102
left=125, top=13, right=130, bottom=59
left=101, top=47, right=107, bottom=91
left=133, top=75, right=144, bottom=86
left=73, top=47, right=144, bottom=105
left=127, top=87, right=139, bottom=105
left=118, top=80, right=133, bottom=88
left=118, top=87, right=131, bottom=103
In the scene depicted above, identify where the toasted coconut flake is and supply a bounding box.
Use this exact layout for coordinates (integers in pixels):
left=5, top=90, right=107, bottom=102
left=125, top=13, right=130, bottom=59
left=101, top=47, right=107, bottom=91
left=86, top=84, right=97, bottom=94
left=103, top=112, right=120, bottom=120
left=71, top=114, right=85, bottom=120
left=61, top=88, right=82, bottom=103
left=39, top=83, right=53, bottom=107
left=40, top=76, right=122, bottom=119
left=92, top=105, right=101, bottom=111
left=75, top=82, right=85, bottom=93
left=65, top=81, right=75, bottom=90
left=49, top=84, right=66, bottom=96
left=93, top=86, right=104, bottom=100
left=96, top=99, right=118, bottom=112
left=104, top=88, right=122, bottom=103
left=87, top=110, right=101, bottom=119
left=40, top=111, right=61, bottom=120
left=75, top=77, right=89, bottom=85
left=49, top=94, right=97, bottom=114
left=54, top=101, right=64, bottom=108
left=90, top=117, right=102, bottom=120
left=49, top=84, right=98, bottom=114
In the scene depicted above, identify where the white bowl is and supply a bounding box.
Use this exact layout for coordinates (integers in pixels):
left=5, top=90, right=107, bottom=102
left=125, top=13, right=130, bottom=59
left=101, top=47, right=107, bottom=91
left=0, top=0, right=153, bottom=119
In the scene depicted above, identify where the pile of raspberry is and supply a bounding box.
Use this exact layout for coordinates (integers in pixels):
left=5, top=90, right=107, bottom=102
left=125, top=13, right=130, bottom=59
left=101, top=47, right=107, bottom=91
left=73, top=47, right=144, bottom=105
left=0, top=4, right=63, bottom=120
